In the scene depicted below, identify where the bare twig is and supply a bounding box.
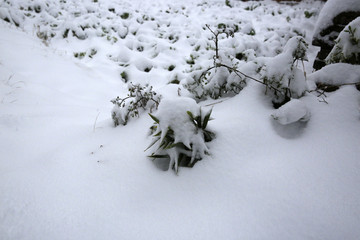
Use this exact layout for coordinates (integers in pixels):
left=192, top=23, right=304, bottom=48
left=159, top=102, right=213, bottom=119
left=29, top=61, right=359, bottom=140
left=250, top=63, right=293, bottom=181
left=93, top=111, right=100, bottom=132
left=318, top=96, right=328, bottom=104
left=204, top=99, right=226, bottom=107
left=205, top=25, right=220, bottom=60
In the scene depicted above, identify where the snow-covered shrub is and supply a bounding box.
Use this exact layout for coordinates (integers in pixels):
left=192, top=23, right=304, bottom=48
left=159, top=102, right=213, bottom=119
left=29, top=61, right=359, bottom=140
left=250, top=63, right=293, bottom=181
left=147, top=98, right=215, bottom=173
left=326, top=17, right=360, bottom=65
left=184, top=24, right=247, bottom=99
left=111, top=83, right=161, bottom=126
left=312, top=0, right=360, bottom=69
left=258, top=36, right=308, bottom=106
left=185, top=64, right=247, bottom=99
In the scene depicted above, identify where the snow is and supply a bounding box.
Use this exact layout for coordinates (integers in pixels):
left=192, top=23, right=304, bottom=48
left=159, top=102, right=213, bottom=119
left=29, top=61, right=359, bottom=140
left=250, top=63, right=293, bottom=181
left=313, top=0, right=360, bottom=45
left=1, top=0, right=360, bottom=239
left=155, top=97, right=200, bottom=148
left=271, top=99, right=310, bottom=125
left=308, top=63, right=360, bottom=86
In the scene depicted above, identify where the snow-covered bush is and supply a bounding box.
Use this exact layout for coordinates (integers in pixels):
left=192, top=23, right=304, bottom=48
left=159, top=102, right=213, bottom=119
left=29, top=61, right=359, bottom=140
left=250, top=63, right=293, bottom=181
left=326, top=17, right=360, bottom=65
left=185, top=64, right=247, bottom=99
left=147, top=98, right=215, bottom=173
left=312, top=0, right=360, bottom=69
left=184, top=24, right=247, bottom=99
left=258, top=36, right=308, bottom=106
left=111, top=83, right=161, bottom=126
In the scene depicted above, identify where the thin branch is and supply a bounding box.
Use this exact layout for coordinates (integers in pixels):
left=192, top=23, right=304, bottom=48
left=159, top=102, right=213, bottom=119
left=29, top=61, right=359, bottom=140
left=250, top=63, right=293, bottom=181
left=205, top=25, right=219, bottom=59
left=318, top=96, right=328, bottom=104
left=218, top=63, right=285, bottom=95
left=93, top=111, right=100, bottom=132
left=204, top=99, right=226, bottom=107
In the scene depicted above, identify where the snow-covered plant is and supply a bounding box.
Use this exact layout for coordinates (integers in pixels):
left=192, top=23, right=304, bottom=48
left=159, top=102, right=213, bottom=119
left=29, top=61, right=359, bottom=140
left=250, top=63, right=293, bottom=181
left=185, top=24, right=246, bottom=99
left=258, top=36, right=308, bottom=106
left=111, top=83, right=161, bottom=126
left=185, top=64, right=247, bottom=99
left=146, top=98, right=215, bottom=174
left=326, top=17, right=360, bottom=65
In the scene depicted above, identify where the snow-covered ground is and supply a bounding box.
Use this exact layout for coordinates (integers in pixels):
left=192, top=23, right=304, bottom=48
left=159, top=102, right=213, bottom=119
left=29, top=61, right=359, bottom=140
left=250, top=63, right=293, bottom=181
left=1, top=0, right=360, bottom=239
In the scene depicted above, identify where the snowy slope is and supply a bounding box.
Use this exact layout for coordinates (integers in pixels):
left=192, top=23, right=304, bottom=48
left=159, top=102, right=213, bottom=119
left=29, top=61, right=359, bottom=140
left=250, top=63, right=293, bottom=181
left=1, top=0, right=360, bottom=239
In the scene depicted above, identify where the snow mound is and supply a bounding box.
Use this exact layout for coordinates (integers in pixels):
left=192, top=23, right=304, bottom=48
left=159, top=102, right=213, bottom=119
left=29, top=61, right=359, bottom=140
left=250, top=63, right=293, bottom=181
left=271, top=99, right=310, bottom=125
left=156, top=97, right=201, bottom=149
left=308, top=63, right=360, bottom=87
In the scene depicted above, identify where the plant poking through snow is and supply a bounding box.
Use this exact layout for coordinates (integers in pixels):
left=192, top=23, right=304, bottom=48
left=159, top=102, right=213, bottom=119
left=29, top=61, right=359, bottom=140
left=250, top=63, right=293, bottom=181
left=258, top=36, right=308, bottom=107
left=185, top=27, right=308, bottom=107
left=185, top=24, right=247, bottom=99
left=146, top=98, right=215, bottom=174
left=111, top=83, right=161, bottom=126
left=326, top=17, right=360, bottom=65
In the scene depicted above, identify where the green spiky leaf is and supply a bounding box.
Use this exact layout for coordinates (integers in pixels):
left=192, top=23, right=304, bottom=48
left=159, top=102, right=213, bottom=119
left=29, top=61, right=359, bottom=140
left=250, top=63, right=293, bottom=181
left=203, top=109, right=212, bottom=129
left=148, top=113, right=160, bottom=123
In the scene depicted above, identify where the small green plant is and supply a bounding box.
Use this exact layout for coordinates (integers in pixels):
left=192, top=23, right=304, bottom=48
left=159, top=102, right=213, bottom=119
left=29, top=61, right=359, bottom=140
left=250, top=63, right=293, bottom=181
left=89, top=48, right=97, bottom=58
left=147, top=98, right=215, bottom=173
left=248, top=28, right=256, bottom=36
left=120, top=12, right=129, bottom=19
left=225, top=0, right=233, bottom=8
left=106, top=35, right=118, bottom=43
left=73, top=52, right=86, bottom=59
left=111, top=83, right=161, bottom=126
left=304, top=11, right=315, bottom=19
left=120, top=71, right=129, bottom=82
left=186, top=54, right=196, bottom=65
left=245, top=4, right=259, bottom=11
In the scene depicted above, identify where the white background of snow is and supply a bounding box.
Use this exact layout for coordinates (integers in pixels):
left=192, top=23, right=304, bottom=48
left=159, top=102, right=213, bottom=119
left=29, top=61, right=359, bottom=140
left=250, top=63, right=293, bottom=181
left=1, top=0, right=360, bottom=239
